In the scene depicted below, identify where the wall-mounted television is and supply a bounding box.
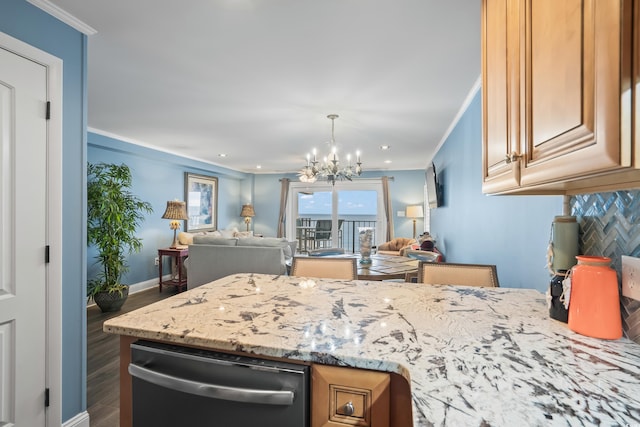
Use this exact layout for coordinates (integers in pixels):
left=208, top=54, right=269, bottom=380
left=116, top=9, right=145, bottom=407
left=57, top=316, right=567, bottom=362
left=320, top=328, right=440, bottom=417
left=425, top=162, right=442, bottom=208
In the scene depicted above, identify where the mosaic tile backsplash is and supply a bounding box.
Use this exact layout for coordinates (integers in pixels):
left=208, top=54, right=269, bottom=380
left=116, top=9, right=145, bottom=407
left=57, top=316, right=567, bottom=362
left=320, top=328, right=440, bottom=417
left=571, top=191, right=640, bottom=344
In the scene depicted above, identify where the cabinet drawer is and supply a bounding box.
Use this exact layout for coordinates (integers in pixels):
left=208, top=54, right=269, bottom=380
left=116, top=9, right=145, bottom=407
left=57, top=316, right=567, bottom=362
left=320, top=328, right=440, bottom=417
left=312, top=364, right=390, bottom=427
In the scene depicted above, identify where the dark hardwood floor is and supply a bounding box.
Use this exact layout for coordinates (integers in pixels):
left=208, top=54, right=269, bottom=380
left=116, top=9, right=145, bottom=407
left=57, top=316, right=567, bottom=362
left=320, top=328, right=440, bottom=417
left=87, top=287, right=174, bottom=427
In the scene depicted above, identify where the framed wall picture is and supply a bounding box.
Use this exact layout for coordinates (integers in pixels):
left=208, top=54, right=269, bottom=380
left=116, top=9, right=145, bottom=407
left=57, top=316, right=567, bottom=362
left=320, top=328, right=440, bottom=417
left=184, top=173, right=218, bottom=232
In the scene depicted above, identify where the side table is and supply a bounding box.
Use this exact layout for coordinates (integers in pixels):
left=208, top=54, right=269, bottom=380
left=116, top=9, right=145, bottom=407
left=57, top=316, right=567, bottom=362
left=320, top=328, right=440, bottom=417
left=158, top=247, right=188, bottom=292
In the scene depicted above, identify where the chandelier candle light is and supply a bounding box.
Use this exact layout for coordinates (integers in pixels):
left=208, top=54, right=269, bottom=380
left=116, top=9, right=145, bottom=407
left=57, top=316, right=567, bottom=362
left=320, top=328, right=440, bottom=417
left=161, top=200, right=189, bottom=248
left=299, top=114, right=362, bottom=185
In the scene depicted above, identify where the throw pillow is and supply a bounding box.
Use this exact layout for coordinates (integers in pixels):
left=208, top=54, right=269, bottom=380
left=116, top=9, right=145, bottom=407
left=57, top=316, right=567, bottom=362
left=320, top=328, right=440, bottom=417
left=193, top=235, right=238, bottom=246
left=177, top=231, right=204, bottom=245
left=219, top=227, right=239, bottom=239
left=399, top=244, right=420, bottom=256
left=235, top=231, right=253, bottom=238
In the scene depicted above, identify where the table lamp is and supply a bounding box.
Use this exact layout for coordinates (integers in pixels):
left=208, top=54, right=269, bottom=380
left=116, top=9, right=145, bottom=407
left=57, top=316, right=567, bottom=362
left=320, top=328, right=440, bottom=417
left=240, top=204, right=255, bottom=232
left=406, top=205, right=424, bottom=240
left=161, top=200, right=188, bottom=248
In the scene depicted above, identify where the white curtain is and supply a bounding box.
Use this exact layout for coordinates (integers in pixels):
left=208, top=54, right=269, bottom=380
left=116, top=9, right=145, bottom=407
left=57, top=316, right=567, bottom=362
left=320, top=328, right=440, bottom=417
left=277, top=178, right=290, bottom=238
left=381, top=176, right=393, bottom=241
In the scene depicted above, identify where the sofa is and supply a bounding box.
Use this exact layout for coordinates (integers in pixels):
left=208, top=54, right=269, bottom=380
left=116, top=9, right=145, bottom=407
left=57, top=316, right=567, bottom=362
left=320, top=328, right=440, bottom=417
left=376, top=237, right=418, bottom=256
left=183, top=233, right=296, bottom=288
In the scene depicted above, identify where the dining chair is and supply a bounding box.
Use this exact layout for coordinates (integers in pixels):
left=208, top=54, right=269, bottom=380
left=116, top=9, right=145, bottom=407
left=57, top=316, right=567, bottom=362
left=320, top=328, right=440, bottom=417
left=404, top=250, right=439, bottom=282
left=291, top=257, right=357, bottom=280
left=417, top=261, right=499, bottom=287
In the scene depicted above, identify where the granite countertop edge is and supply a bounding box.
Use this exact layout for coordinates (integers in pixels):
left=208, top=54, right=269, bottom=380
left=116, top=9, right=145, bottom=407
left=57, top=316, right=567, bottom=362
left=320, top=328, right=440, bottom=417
left=104, top=273, right=640, bottom=427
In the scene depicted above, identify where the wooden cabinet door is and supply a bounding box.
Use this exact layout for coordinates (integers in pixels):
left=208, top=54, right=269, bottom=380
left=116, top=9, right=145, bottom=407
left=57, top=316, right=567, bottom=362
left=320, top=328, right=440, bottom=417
left=634, top=0, right=639, bottom=166
left=519, top=0, right=632, bottom=186
left=482, top=0, right=522, bottom=193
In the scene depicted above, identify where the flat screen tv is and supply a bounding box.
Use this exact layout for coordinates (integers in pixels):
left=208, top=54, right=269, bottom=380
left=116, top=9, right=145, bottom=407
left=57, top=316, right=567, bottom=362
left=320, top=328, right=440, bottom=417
left=425, top=162, right=442, bottom=208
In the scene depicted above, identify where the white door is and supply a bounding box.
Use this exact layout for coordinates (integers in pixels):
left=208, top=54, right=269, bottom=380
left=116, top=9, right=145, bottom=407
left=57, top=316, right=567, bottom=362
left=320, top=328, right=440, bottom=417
left=0, top=46, right=48, bottom=426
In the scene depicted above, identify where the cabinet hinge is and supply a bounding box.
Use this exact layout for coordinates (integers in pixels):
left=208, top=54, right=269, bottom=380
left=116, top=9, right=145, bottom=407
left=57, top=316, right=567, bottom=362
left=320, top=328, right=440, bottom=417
left=45, top=245, right=50, bottom=264
left=46, top=101, right=51, bottom=120
left=45, top=388, right=50, bottom=407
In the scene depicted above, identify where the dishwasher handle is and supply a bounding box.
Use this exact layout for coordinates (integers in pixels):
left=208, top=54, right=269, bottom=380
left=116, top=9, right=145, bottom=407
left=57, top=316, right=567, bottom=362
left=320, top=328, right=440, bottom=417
left=128, top=363, right=295, bottom=406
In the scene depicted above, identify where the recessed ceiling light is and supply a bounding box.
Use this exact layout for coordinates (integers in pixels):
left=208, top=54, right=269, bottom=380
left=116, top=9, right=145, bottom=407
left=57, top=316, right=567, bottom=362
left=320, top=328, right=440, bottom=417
left=218, top=153, right=227, bottom=157
left=384, top=160, right=392, bottom=164
left=380, top=145, right=391, bottom=150
left=256, top=165, right=262, bottom=169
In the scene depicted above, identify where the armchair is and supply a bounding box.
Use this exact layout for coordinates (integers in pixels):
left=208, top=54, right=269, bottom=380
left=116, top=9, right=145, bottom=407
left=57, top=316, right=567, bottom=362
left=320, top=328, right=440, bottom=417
left=377, top=237, right=417, bottom=256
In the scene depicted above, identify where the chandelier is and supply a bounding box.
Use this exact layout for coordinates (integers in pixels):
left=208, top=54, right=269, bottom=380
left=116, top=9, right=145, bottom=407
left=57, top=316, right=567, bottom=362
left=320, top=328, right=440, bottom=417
left=299, top=114, right=362, bottom=185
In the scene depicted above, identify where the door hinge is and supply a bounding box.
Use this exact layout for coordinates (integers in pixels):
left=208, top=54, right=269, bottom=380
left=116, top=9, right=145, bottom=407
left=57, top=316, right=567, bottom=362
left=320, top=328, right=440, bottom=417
left=46, top=101, right=51, bottom=120
left=45, top=388, right=50, bottom=407
left=45, top=245, right=50, bottom=264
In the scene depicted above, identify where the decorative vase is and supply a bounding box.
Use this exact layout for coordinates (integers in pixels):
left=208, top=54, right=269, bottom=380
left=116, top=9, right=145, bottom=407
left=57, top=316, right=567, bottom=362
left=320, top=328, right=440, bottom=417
left=550, top=216, right=579, bottom=272
left=359, top=228, right=373, bottom=265
left=548, top=270, right=568, bottom=323
left=94, top=286, right=129, bottom=313
left=567, top=256, right=622, bottom=340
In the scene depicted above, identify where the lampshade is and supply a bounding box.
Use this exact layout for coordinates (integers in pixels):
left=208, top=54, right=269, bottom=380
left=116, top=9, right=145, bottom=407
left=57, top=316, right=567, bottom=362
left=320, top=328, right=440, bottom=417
left=161, top=201, right=188, bottom=249
left=240, top=204, right=255, bottom=232
left=240, top=204, right=255, bottom=218
left=406, top=205, right=424, bottom=219
left=161, top=200, right=188, bottom=220
left=406, top=205, right=424, bottom=240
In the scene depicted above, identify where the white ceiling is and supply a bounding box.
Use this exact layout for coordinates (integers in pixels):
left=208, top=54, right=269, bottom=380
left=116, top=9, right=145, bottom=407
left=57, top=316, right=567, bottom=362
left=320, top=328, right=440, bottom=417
left=48, top=0, right=481, bottom=174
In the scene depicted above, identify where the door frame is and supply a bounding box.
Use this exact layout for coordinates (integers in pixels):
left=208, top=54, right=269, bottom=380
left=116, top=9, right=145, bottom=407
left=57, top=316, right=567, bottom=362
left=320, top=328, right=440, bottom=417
left=287, top=179, right=387, bottom=248
left=0, top=32, right=63, bottom=426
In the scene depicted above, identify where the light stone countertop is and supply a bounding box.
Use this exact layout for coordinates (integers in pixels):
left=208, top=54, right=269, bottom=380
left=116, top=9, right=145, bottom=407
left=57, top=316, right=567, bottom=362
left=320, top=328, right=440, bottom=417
left=104, top=273, right=640, bottom=426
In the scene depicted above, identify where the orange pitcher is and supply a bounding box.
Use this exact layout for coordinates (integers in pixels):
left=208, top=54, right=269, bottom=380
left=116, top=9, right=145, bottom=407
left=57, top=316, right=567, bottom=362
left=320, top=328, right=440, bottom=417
left=567, top=256, right=622, bottom=340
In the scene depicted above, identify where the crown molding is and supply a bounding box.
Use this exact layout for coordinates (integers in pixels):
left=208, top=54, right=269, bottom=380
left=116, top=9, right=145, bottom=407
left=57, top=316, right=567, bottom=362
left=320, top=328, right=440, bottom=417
left=428, top=74, right=481, bottom=164
left=26, top=0, right=97, bottom=35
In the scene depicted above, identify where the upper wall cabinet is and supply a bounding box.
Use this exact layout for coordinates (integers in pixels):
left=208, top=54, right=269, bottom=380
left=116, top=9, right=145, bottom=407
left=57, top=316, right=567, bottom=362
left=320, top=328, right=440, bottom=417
left=631, top=0, right=640, bottom=171
left=482, top=0, right=636, bottom=195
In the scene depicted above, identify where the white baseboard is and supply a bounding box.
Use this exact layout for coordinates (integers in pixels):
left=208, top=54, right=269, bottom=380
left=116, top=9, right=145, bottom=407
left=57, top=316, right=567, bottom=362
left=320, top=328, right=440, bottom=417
left=86, top=275, right=170, bottom=308
left=128, top=275, right=169, bottom=294
left=63, top=411, right=90, bottom=427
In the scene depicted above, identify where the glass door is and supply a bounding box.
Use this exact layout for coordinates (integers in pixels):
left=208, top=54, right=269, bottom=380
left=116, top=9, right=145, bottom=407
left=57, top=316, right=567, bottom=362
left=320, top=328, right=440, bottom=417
left=295, top=189, right=333, bottom=253
left=289, top=180, right=386, bottom=253
left=335, top=188, right=378, bottom=252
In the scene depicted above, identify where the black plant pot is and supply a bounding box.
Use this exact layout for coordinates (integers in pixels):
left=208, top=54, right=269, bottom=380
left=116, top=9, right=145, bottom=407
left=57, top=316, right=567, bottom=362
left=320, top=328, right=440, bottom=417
left=94, top=287, right=129, bottom=313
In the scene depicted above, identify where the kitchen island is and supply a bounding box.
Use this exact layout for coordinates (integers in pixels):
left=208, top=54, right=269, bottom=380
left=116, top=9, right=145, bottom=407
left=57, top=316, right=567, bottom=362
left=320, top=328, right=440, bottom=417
left=104, top=273, right=640, bottom=426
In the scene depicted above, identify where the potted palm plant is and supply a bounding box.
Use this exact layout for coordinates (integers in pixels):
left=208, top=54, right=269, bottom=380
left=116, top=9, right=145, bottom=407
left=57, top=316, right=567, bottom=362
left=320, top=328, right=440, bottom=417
left=87, top=162, right=153, bottom=312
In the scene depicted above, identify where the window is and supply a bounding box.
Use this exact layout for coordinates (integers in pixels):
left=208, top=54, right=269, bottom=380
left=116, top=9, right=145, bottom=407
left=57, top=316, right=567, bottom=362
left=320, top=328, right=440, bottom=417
left=288, top=180, right=386, bottom=252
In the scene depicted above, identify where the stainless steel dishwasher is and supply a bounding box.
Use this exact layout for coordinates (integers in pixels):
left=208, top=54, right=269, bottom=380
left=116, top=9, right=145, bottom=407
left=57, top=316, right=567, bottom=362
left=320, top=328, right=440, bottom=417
left=129, top=340, right=309, bottom=427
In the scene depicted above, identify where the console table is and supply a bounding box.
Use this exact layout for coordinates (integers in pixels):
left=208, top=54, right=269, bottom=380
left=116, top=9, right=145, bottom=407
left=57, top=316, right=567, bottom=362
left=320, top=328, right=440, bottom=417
left=158, top=247, right=188, bottom=292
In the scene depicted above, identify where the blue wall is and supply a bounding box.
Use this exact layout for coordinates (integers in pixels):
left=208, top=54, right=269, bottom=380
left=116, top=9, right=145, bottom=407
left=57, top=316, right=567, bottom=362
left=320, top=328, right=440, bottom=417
left=386, top=170, right=429, bottom=238
left=1, top=0, right=87, bottom=421
left=88, top=132, right=251, bottom=285
left=431, top=89, right=564, bottom=291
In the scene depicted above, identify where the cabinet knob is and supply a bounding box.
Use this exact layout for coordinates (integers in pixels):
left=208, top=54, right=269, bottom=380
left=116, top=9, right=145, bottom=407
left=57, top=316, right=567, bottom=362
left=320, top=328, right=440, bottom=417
left=505, top=152, right=522, bottom=164
left=342, top=401, right=355, bottom=416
